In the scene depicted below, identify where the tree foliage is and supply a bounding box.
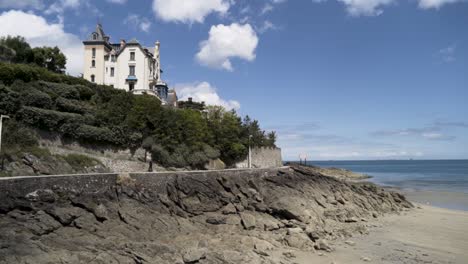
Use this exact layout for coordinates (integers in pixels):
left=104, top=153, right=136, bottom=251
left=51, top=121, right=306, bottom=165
left=0, top=61, right=276, bottom=169
left=0, top=36, right=67, bottom=73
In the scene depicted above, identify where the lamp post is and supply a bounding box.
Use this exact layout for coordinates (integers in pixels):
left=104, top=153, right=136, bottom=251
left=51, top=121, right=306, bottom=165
left=248, top=135, right=253, bottom=169
left=0, top=115, right=10, bottom=155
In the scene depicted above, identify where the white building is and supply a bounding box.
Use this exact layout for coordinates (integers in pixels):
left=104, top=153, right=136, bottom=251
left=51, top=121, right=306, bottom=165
left=83, top=23, right=177, bottom=105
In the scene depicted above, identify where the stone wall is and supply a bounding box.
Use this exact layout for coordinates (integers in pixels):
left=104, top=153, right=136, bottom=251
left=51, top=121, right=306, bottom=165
left=35, top=129, right=149, bottom=172
left=235, top=147, right=283, bottom=168
left=0, top=168, right=276, bottom=203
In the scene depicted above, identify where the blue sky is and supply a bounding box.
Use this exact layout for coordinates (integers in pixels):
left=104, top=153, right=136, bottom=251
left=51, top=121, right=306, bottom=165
left=0, top=0, right=467, bottom=160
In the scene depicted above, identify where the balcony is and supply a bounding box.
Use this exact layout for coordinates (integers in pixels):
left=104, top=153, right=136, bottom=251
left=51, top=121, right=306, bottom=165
left=126, top=75, right=138, bottom=82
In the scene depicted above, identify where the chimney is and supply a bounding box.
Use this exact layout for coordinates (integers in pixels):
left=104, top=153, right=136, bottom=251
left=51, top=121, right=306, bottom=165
left=120, top=39, right=126, bottom=49
left=188, top=97, right=193, bottom=103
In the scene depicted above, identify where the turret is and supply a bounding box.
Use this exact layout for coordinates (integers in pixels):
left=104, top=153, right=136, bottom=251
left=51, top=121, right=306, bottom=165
left=154, top=41, right=161, bottom=84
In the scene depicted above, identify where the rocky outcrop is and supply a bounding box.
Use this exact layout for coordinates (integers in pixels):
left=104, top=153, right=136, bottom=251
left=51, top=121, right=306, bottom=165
left=0, top=165, right=412, bottom=264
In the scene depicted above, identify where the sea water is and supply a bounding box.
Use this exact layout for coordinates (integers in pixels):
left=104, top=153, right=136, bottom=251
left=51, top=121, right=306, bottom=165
left=307, top=160, right=468, bottom=210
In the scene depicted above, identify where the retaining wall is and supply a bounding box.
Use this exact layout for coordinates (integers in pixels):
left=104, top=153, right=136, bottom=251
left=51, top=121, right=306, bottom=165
left=235, top=147, right=283, bottom=169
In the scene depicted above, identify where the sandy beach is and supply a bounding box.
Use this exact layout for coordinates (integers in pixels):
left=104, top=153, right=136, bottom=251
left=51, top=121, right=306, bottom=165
left=272, top=203, right=468, bottom=264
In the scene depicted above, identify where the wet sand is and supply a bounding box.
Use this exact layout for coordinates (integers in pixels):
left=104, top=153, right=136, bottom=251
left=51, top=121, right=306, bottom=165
left=272, top=204, right=468, bottom=264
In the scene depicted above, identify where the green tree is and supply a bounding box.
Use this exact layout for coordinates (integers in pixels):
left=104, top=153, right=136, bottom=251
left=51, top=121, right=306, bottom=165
left=32, top=46, right=67, bottom=73
left=0, top=36, right=34, bottom=64
left=0, top=44, right=15, bottom=62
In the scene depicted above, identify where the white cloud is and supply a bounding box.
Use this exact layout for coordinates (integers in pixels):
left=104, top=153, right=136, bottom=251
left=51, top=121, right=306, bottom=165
left=106, top=0, right=127, bottom=4
left=124, top=14, right=152, bottom=33
left=176, top=82, right=241, bottom=110
left=196, top=23, right=259, bottom=71
left=0, top=10, right=83, bottom=76
left=0, top=0, right=43, bottom=9
left=152, top=0, right=230, bottom=24
left=418, top=0, right=464, bottom=9
left=372, top=126, right=456, bottom=141
left=337, top=0, right=394, bottom=16
left=257, top=20, right=278, bottom=33
left=45, top=0, right=82, bottom=14
left=438, top=44, right=456, bottom=62
left=261, top=4, right=274, bottom=15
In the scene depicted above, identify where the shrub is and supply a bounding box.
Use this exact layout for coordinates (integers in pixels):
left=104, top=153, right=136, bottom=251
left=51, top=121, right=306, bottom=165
left=0, top=85, right=21, bottom=115
left=151, top=144, right=170, bottom=165
left=0, top=62, right=90, bottom=86
left=17, top=106, right=87, bottom=131
left=63, top=154, right=102, bottom=171
left=22, top=89, right=53, bottom=109
left=55, top=97, right=91, bottom=114
left=2, top=120, right=38, bottom=148
left=74, top=85, right=95, bottom=100
left=34, top=81, right=80, bottom=100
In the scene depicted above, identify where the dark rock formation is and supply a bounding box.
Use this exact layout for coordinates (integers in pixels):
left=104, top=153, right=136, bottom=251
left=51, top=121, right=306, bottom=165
left=0, top=165, right=412, bottom=263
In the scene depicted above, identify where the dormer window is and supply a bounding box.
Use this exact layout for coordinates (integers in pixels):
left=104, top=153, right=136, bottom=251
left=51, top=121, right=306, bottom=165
left=92, top=33, right=98, bottom=40
left=130, top=51, right=135, bottom=61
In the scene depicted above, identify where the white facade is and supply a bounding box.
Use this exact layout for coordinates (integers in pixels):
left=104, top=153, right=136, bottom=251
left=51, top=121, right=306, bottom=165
left=83, top=24, right=176, bottom=104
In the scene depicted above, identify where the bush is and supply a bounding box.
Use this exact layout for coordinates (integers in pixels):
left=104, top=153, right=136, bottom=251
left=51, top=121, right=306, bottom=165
left=23, top=89, right=53, bottom=109
left=34, top=81, right=80, bottom=100
left=2, top=120, right=38, bottom=149
left=0, top=62, right=90, bottom=86
left=151, top=144, right=170, bottom=165
left=74, top=85, right=95, bottom=100
left=55, top=97, right=90, bottom=114
left=0, top=85, right=21, bottom=115
left=17, top=106, right=88, bottom=131
left=63, top=154, right=102, bottom=171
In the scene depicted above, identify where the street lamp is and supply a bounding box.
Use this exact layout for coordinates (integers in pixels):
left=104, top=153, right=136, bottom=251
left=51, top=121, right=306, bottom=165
left=248, top=135, right=253, bottom=169
left=0, top=115, right=10, bottom=155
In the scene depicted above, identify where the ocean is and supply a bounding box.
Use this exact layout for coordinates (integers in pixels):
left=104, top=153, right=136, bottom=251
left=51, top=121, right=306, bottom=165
left=307, top=160, right=468, bottom=210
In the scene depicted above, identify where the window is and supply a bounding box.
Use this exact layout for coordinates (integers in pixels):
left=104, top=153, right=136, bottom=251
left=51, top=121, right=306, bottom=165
left=111, top=55, right=116, bottom=62
left=106, top=67, right=108, bottom=73
left=91, top=75, right=95, bottom=83
left=92, top=48, right=96, bottom=58
left=129, top=65, right=135, bottom=76
left=92, top=60, right=95, bottom=67
left=110, top=67, right=114, bottom=77
left=129, top=83, right=134, bottom=91
left=130, top=51, right=135, bottom=61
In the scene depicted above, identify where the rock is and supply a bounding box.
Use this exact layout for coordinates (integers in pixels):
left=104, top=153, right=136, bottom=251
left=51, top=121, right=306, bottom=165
left=222, top=203, right=237, bottom=215
left=182, top=248, right=206, bottom=263
left=93, top=204, right=108, bottom=221
left=254, top=240, right=274, bottom=252
left=282, top=251, right=296, bottom=259
left=315, top=239, right=334, bottom=252
left=240, top=212, right=256, bottom=230
left=344, top=240, right=356, bottom=246
left=287, top=227, right=303, bottom=235
left=26, top=189, right=56, bottom=203
left=345, top=217, right=358, bottom=223
left=361, top=257, right=372, bottom=262
left=206, top=216, right=227, bottom=225
left=372, top=212, right=378, bottom=218
left=285, top=232, right=314, bottom=250
left=204, top=158, right=226, bottom=170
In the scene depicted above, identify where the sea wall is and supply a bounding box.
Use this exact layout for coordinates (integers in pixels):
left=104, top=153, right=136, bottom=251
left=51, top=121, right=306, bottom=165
left=0, top=165, right=412, bottom=263
left=236, top=147, right=283, bottom=168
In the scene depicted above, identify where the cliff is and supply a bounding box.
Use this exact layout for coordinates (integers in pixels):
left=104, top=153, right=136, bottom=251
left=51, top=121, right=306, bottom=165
left=0, top=165, right=412, bottom=264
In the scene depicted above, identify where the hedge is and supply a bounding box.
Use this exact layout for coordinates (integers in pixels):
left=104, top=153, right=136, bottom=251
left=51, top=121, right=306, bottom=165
left=55, top=97, right=91, bottom=114
left=17, top=106, right=90, bottom=131
left=0, top=62, right=90, bottom=86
